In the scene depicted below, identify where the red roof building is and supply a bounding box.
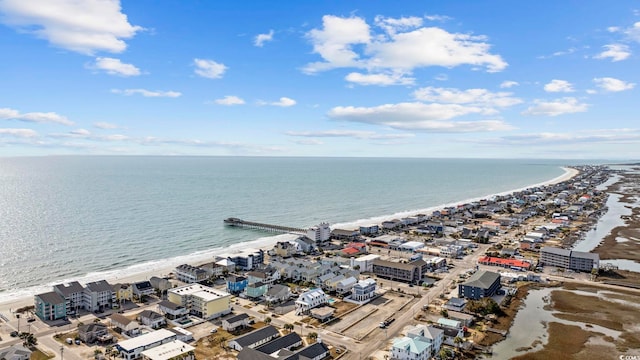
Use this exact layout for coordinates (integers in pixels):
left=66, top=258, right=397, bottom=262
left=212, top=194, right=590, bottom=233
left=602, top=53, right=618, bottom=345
left=478, top=256, right=531, bottom=270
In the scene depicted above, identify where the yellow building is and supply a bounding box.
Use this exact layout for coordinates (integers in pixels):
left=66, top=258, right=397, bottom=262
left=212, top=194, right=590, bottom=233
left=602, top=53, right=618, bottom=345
left=113, top=283, right=133, bottom=304
left=168, top=284, right=231, bottom=320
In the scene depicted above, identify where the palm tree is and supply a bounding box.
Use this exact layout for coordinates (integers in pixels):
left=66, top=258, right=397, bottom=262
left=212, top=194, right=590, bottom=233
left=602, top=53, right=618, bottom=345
left=283, top=323, right=294, bottom=333
left=454, top=336, right=463, bottom=348
left=308, top=332, right=318, bottom=343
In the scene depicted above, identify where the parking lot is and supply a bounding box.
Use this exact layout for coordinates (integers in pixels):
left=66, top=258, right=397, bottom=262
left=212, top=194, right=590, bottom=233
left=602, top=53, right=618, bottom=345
left=325, top=291, right=413, bottom=340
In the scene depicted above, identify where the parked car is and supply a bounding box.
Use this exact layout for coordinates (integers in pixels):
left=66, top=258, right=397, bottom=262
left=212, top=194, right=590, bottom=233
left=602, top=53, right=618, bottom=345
left=75, top=339, right=81, bottom=345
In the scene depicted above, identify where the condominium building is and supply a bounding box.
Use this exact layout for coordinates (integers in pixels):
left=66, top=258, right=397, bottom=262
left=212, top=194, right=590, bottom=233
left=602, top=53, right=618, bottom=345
left=167, top=284, right=231, bottom=320
left=540, top=247, right=599, bottom=272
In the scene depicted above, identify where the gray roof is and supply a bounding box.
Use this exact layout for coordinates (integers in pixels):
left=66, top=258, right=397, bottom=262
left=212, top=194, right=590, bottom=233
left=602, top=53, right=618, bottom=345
left=231, top=325, right=280, bottom=348
left=0, top=344, right=32, bottom=360
left=85, top=280, right=112, bottom=293
left=266, top=284, right=289, bottom=297
left=139, top=310, right=164, bottom=320
left=227, top=275, right=247, bottom=283
left=54, top=281, right=84, bottom=296
left=158, top=300, right=183, bottom=311
left=225, top=313, right=250, bottom=324
left=571, top=250, right=599, bottom=261
left=79, top=322, right=108, bottom=334
left=463, top=270, right=500, bottom=290
left=286, top=342, right=330, bottom=360
left=237, top=348, right=275, bottom=360
left=37, top=291, right=65, bottom=305
left=541, top=246, right=571, bottom=256
left=134, top=281, right=153, bottom=290
left=255, top=332, right=302, bottom=355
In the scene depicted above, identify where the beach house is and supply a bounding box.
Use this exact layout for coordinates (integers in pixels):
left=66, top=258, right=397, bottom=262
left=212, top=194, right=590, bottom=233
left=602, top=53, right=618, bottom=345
left=295, top=288, right=328, bottom=315
left=53, top=281, right=84, bottom=315
left=83, top=280, right=115, bottom=312
left=34, top=291, right=66, bottom=321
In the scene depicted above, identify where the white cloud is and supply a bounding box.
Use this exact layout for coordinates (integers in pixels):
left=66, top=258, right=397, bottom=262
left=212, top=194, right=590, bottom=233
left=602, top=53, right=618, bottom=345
left=345, top=71, right=414, bottom=86
left=328, top=102, right=513, bottom=132
left=92, top=57, right=141, bottom=76
left=0, top=107, right=74, bottom=125
left=254, top=30, right=274, bottom=47
left=0, top=0, right=143, bottom=55
left=493, top=129, right=640, bottom=146
left=111, top=89, right=182, bottom=98
left=434, top=73, right=448, bottom=81
left=522, top=97, right=588, bottom=116
left=93, top=122, right=119, bottom=129
left=193, top=58, right=227, bottom=79
left=214, top=96, right=245, bottom=106
left=286, top=130, right=415, bottom=140
left=625, top=21, right=640, bottom=42
left=424, top=14, right=452, bottom=22
left=594, top=44, right=631, bottom=62
left=413, top=87, right=522, bottom=107
left=304, top=15, right=506, bottom=75
left=593, top=77, right=635, bottom=92
left=538, top=47, right=577, bottom=59
left=304, top=15, right=371, bottom=72
left=500, top=81, right=519, bottom=88
left=544, top=79, right=575, bottom=93
left=374, top=15, right=423, bottom=35
left=0, top=128, right=38, bottom=137
left=259, top=97, right=296, bottom=107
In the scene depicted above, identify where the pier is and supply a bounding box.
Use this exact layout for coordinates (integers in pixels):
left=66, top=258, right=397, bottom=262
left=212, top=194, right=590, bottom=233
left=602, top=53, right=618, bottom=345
left=223, top=217, right=307, bottom=235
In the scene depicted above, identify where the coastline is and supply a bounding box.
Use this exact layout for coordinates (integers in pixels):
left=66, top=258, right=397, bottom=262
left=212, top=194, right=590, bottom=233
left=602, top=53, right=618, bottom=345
left=0, top=165, right=579, bottom=317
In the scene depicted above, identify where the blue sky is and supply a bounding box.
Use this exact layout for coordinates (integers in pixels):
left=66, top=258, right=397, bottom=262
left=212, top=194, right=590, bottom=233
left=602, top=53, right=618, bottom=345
left=0, top=1, right=639, bottom=159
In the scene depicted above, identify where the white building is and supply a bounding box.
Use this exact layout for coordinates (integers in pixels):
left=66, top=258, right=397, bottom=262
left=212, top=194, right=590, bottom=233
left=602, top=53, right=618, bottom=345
left=116, top=329, right=177, bottom=360
left=141, top=340, right=194, bottom=360
left=168, top=284, right=231, bottom=320
left=335, top=277, right=358, bottom=294
left=399, top=241, right=425, bottom=252
left=390, top=324, right=444, bottom=360
left=83, top=280, right=114, bottom=312
left=348, top=278, right=376, bottom=303
left=352, top=254, right=380, bottom=272
left=307, top=223, right=331, bottom=242
left=295, top=288, right=328, bottom=315
left=174, top=264, right=208, bottom=283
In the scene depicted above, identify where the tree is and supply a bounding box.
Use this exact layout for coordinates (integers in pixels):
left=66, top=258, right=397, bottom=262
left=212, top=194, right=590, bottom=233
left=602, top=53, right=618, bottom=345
left=22, top=333, right=37, bottom=348
left=265, top=317, right=272, bottom=325
left=283, top=323, right=294, bottom=333
left=439, top=347, right=453, bottom=359
left=454, top=336, right=463, bottom=347
left=308, top=332, right=318, bottom=343
left=440, top=309, right=449, bottom=318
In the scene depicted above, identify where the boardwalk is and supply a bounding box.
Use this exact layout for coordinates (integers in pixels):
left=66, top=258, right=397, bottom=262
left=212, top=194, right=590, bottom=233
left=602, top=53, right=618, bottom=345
left=224, top=217, right=307, bottom=235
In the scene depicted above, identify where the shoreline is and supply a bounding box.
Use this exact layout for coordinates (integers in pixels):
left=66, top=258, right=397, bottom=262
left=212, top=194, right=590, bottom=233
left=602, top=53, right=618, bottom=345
left=0, top=166, right=579, bottom=316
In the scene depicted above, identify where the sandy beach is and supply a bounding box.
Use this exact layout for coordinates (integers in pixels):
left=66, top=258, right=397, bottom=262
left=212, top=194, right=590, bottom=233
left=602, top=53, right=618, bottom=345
left=0, top=166, right=580, bottom=320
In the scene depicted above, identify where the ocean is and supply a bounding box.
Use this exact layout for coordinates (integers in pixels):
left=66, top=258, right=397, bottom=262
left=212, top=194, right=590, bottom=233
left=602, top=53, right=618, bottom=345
left=0, top=156, right=571, bottom=302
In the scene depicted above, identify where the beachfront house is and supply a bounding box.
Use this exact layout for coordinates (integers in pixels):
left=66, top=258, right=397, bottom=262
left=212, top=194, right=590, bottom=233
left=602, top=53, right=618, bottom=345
left=53, top=281, right=84, bottom=315
left=83, top=280, right=115, bottom=312
left=132, top=281, right=155, bottom=300
left=113, top=283, right=133, bottom=305
left=34, top=291, right=66, bottom=321
left=174, top=264, right=208, bottom=284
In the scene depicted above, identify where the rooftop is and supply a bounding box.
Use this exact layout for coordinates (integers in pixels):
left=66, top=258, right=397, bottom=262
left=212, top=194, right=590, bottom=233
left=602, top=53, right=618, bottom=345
left=462, top=270, right=501, bottom=290
left=140, top=340, right=194, bottom=360
left=117, top=329, right=176, bottom=351
left=169, top=284, right=230, bottom=301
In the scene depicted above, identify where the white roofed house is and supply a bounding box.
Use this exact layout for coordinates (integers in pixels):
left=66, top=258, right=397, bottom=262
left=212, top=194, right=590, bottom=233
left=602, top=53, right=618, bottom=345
left=116, top=329, right=177, bottom=360
left=83, top=280, right=115, bottom=312
left=168, top=284, right=231, bottom=320
left=295, top=288, right=328, bottom=316
left=141, top=340, right=194, bottom=360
